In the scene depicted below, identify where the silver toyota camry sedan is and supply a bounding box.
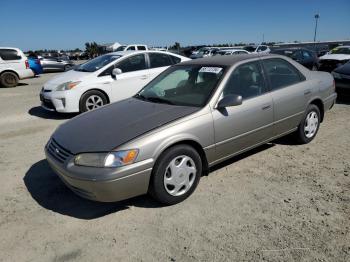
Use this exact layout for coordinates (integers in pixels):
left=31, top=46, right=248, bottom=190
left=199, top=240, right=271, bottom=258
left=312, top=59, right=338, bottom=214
left=45, top=54, right=337, bottom=205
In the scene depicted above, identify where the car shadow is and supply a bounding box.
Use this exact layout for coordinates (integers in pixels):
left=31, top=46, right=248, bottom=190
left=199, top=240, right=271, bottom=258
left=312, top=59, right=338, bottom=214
left=24, top=143, right=291, bottom=220
left=28, top=106, right=77, bottom=120
left=24, top=160, right=162, bottom=220
left=336, top=93, right=350, bottom=105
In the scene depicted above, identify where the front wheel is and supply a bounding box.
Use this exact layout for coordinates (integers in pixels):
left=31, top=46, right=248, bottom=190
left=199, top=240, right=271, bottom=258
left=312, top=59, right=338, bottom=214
left=79, top=90, right=108, bottom=112
left=295, top=104, right=320, bottom=144
left=149, top=145, right=202, bottom=205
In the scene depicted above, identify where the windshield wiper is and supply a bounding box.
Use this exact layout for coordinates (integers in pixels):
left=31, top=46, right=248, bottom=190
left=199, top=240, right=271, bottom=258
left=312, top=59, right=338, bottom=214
left=134, top=94, right=174, bottom=105
left=145, top=96, right=175, bottom=105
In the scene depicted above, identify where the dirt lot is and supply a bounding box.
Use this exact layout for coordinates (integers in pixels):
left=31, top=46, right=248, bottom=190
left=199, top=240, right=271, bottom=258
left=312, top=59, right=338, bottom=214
left=0, top=73, right=349, bottom=262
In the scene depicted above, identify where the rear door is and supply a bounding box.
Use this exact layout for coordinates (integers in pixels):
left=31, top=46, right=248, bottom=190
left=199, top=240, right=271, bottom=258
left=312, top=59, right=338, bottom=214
left=146, top=52, right=175, bottom=81
left=261, top=58, right=309, bottom=136
left=212, top=60, right=274, bottom=160
left=110, top=54, right=150, bottom=102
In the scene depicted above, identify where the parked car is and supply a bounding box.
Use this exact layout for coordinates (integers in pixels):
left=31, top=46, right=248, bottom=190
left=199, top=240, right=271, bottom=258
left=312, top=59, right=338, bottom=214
left=45, top=54, right=336, bottom=205
left=0, top=47, right=34, bottom=87
left=40, top=51, right=189, bottom=113
left=271, top=48, right=319, bottom=70
left=27, top=57, right=43, bottom=75
left=190, top=47, right=220, bottom=59
left=332, top=61, right=350, bottom=93
left=318, top=46, right=350, bottom=72
left=40, top=56, right=75, bottom=72
left=115, top=44, right=148, bottom=51
left=214, top=49, right=250, bottom=56
left=243, top=45, right=270, bottom=54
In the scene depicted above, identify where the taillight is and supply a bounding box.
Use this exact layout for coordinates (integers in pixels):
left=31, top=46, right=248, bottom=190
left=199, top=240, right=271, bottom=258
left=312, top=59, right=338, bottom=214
left=25, top=60, right=29, bottom=69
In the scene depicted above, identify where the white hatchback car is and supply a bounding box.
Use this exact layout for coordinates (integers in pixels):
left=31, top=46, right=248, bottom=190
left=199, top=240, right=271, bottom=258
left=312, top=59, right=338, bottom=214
left=0, top=47, right=34, bottom=87
left=40, top=51, right=190, bottom=113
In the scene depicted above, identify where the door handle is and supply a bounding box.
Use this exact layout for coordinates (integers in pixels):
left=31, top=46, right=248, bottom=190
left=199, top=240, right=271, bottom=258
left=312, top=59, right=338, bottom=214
left=140, top=75, right=148, bottom=79
left=262, top=104, right=271, bottom=110
left=304, top=90, right=311, bottom=95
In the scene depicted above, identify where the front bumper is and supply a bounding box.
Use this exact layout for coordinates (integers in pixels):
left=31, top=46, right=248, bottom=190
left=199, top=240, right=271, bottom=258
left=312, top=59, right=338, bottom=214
left=40, top=89, right=80, bottom=113
left=45, top=145, right=154, bottom=202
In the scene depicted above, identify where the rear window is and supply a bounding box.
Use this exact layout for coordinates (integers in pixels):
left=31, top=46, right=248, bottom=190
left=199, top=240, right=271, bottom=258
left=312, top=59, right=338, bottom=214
left=0, top=49, right=22, bottom=60
left=149, top=53, right=173, bottom=68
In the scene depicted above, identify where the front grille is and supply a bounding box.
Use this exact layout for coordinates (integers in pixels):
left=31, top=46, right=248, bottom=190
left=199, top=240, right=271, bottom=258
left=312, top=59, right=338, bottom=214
left=46, top=139, right=72, bottom=163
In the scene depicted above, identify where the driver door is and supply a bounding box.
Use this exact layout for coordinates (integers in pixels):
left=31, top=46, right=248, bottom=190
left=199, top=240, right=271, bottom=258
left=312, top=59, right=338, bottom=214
left=109, top=54, right=150, bottom=102
left=212, top=60, right=274, bottom=161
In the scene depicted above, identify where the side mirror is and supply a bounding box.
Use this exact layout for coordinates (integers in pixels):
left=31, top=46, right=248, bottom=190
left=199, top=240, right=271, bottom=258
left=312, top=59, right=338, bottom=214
left=111, top=68, right=122, bottom=79
left=217, top=94, right=242, bottom=109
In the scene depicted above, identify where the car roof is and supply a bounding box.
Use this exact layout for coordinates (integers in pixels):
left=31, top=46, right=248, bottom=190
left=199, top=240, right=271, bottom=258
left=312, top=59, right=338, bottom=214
left=180, top=53, right=275, bottom=67
left=108, top=50, right=184, bottom=57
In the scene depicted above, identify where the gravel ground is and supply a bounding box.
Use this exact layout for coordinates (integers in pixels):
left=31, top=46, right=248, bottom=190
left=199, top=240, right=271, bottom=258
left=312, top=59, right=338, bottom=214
left=0, top=73, right=349, bottom=262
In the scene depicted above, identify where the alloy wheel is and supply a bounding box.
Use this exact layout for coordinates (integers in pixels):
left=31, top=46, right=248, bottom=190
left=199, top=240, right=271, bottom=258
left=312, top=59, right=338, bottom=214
left=85, top=95, right=104, bottom=111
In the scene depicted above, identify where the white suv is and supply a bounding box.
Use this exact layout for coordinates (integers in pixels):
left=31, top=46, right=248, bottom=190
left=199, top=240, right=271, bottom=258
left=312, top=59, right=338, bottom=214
left=0, top=47, right=34, bottom=87
left=40, top=51, right=189, bottom=113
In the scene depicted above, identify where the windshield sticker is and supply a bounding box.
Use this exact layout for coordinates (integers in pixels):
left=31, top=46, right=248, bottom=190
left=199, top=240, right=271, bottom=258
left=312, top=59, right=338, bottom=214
left=199, top=67, right=223, bottom=74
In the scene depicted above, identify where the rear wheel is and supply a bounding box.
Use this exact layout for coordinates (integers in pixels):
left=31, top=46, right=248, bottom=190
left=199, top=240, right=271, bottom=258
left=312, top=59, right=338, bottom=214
left=64, top=65, right=72, bottom=71
left=295, top=104, right=320, bottom=144
left=0, top=72, right=19, bottom=87
left=79, top=90, right=108, bottom=112
left=149, top=145, right=202, bottom=205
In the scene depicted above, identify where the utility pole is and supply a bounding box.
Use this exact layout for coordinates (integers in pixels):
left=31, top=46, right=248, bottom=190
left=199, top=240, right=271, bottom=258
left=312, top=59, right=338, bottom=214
left=314, top=14, right=320, bottom=42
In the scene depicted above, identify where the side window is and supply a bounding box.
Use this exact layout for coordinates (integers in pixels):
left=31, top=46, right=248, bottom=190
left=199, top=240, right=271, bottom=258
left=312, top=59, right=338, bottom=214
left=262, top=58, right=303, bottom=90
left=302, top=51, right=312, bottom=59
left=0, top=49, right=21, bottom=60
left=291, top=50, right=303, bottom=60
left=149, top=53, right=173, bottom=68
left=127, top=46, right=136, bottom=51
left=169, top=55, right=181, bottom=64
left=137, top=46, right=146, bottom=50
left=223, top=61, right=267, bottom=100
left=116, top=54, right=146, bottom=73
left=258, top=46, right=267, bottom=52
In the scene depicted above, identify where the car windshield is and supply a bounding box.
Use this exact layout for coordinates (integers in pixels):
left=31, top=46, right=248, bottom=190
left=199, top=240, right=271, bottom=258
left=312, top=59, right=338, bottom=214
left=74, top=54, right=121, bottom=72
left=329, top=47, right=350, bottom=54
left=115, top=45, right=127, bottom=51
left=135, top=65, right=225, bottom=107
left=197, top=48, right=209, bottom=54
left=244, top=46, right=256, bottom=52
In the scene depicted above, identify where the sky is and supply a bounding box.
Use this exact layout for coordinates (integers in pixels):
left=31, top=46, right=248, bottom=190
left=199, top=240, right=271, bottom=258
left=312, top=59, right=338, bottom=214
left=0, top=0, right=349, bottom=51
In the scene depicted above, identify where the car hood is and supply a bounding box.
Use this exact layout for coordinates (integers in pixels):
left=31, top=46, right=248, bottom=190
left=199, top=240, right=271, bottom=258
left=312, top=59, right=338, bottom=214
left=334, top=62, right=350, bottom=75
left=52, top=98, right=199, bottom=154
left=43, top=70, right=91, bottom=90
left=319, top=54, right=350, bottom=61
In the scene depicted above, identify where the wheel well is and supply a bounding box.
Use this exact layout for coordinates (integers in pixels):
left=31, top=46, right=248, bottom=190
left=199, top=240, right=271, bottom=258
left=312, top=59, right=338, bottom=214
left=81, top=89, right=110, bottom=104
left=0, top=70, right=19, bottom=79
left=310, top=99, right=324, bottom=122
left=164, top=140, right=209, bottom=176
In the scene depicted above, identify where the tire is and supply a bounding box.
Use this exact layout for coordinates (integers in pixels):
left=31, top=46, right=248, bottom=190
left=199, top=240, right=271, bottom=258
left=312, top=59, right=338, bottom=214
left=64, top=65, right=72, bottom=71
left=79, top=90, right=108, bottom=113
left=295, top=104, right=321, bottom=144
left=0, top=71, right=19, bottom=88
left=149, top=144, right=202, bottom=205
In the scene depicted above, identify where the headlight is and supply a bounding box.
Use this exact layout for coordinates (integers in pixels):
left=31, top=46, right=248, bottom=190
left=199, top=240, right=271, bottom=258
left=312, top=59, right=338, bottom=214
left=74, top=149, right=139, bottom=168
left=55, top=81, right=81, bottom=91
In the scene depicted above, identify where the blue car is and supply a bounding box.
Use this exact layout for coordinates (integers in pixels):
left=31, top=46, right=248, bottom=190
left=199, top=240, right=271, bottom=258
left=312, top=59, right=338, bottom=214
left=28, top=57, right=43, bottom=75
